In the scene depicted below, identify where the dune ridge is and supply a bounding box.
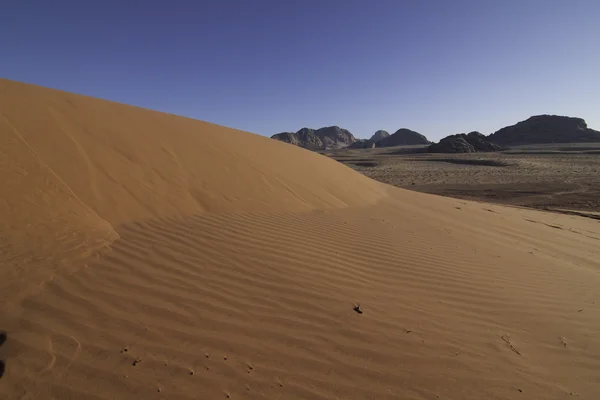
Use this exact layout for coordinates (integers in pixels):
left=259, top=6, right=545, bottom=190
left=1, top=79, right=599, bottom=399
left=0, top=79, right=386, bottom=225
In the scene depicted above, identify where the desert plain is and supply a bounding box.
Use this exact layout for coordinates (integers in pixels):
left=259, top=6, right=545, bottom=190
left=326, top=143, right=600, bottom=218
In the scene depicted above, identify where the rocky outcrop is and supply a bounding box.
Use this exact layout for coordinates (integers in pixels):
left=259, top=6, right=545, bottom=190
left=370, top=130, right=390, bottom=142
left=429, top=132, right=502, bottom=153
left=377, top=128, right=430, bottom=147
left=271, top=126, right=356, bottom=150
left=349, top=139, right=376, bottom=149
left=488, top=115, right=600, bottom=146
left=464, top=131, right=503, bottom=152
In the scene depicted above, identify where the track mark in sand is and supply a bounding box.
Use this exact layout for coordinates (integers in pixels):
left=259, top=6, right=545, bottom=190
left=42, top=336, right=57, bottom=373
left=500, top=335, right=522, bottom=356
left=524, top=219, right=564, bottom=231
left=64, top=335, right=82, bottom=371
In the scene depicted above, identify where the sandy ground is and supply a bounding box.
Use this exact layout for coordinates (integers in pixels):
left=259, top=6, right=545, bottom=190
left=1, top=79, right=600, bottom=399
left=326, top=145, right=600, bottom=216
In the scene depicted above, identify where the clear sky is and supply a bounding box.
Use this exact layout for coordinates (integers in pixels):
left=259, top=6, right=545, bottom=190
left=1, top=1, right=599, bottom=140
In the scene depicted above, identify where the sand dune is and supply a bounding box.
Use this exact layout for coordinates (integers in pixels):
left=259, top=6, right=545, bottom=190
left=1, top=79, right=599, bottom=399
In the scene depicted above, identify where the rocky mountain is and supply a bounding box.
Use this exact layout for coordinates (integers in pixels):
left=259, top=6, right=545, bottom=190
left=377, top=128, right=430, bottom=147
left=488, top=115, right=600, bottom=146
left=429, top=132, right=502, bottom=153
left=271, top=126, right=356, bottom=150
left=370, top=130, right=390, bottom=142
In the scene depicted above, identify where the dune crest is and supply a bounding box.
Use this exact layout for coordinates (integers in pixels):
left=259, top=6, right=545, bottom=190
left=0, top=79, right=386, bottom=226
left=1, top=79, right=599, bottom=399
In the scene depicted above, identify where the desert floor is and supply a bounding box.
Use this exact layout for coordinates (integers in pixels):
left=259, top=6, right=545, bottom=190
left=1, top=79, right=599, bottom=399
left=325, top=143, right=600, bottom=219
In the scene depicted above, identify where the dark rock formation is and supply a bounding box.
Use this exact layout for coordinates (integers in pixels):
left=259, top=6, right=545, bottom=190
left=377, top=128, right=430, bottom=147
left=370, top=130, right=390, bottom=142
left=488, top=115, right=600, bottom=146
left=349, top=139, right=376, bottom=149
left=429, top=132, right=502, bottom=153
left=464, top=131, right=503, bottom=152
left=271, top=126, right=356, bottom=150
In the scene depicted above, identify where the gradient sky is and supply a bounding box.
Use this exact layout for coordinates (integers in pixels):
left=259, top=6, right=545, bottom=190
left=1, top=0, right=599, bottom=140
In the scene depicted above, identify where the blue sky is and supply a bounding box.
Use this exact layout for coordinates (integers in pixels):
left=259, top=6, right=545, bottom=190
left=1, top=0, right=598, bottom=140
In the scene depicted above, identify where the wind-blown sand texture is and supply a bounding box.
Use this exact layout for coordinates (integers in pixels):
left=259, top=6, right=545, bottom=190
left=1, top=79, right=599, bottom=399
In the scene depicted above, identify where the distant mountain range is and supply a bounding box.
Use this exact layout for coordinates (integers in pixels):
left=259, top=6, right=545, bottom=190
left=429, top=115, right=600, bottom=153
left=270, top=115, right=600, bottom=152
left=271, top=127, right=430, bottom=150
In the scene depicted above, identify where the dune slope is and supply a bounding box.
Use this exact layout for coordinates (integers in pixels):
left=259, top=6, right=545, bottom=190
left=1, top=79, right=599, bottom=399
